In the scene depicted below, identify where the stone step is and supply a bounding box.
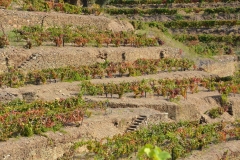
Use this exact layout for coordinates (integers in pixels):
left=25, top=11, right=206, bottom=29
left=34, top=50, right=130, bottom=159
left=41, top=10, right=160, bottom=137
left=127, top=128, right=136, bottom=131
left=125, top=115, right=149, bottom=133
left=133, top=123, right=140, bottom=126
left=135, top=120, right=142, bottom=124
left=137, top=117, right=146, bottom=121
left=139, top=115, right=147, bottom=118
left=129, top=125, right=138, bottom=129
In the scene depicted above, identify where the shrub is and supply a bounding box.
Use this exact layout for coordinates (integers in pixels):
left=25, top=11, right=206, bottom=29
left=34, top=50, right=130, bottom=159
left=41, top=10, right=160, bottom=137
left=0, top=0, right=12, bottom=8
left=174, top=14, right=184, bottom=21
left=63, top=3, right=81, bottom=14
left=22, top=0, right=48, bottom=12
left=0, top=35, right=9, bottom=48
left=206, top=107, right=224, bottom=119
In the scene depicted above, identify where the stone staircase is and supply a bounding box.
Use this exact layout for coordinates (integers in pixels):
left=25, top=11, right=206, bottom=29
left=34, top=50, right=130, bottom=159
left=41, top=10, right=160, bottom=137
left=18, top=53, right=39, bottom=70
left=125, top=113, right=170, bottom=133
left=126, top=115, right=147, bottom=132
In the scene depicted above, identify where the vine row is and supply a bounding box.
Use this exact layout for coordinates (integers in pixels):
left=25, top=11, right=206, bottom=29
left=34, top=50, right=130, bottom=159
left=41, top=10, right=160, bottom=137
left=0, top=97, right=108, bottom=141
left=104, top=7, right=240, bottom=15
left=9, top=25, right=165, bottom=48
left=173, top=34, right=240, bottom=45
left=163, top=20, right=240, bottom=28
left=109, top=0, right=239, bottom=4
left=81, top=76, right=240, bottom=103
left=0, top=58, right=194, bottom=88
left=72, top=120, right=240, bottom=159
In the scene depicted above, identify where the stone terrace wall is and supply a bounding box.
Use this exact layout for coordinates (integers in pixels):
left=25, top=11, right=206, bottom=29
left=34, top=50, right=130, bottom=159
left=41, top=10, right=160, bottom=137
left=0, top=9, right=133, bottom=32
left=0, top=46, right=238, bottom=77
left=114, top=1, right=240, bottom=9
left=197, top=55, right=238, bottom=77
left=16, top=46, right=176, bottom=71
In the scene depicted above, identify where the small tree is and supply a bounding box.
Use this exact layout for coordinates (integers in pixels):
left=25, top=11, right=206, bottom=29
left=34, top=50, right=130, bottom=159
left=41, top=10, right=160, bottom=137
left=0, top=0, right=12, bottom=8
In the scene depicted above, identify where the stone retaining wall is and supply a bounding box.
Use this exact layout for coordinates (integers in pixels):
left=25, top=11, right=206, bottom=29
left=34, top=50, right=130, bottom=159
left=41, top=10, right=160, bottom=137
left=197, top=55, right=238, bottom=77
left=0, top=9, right=133, bottom=32
left=172, top=27, right=240, bottom=35
left=1, top=46, right=177, bottom=72
left=0, top=45, right=237, bottom=77
left=0, top=46, right=238, bottom=78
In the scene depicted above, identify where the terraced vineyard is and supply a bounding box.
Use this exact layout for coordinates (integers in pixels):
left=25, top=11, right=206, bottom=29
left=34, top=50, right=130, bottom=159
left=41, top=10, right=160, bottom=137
left=0, top=0, right=240, bottom=160
left=105, top=0, right=240, bottom=56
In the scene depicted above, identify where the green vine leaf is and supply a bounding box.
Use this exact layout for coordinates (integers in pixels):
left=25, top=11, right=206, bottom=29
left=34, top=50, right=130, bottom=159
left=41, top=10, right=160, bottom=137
left=137, top=144, right=171, bottom=160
